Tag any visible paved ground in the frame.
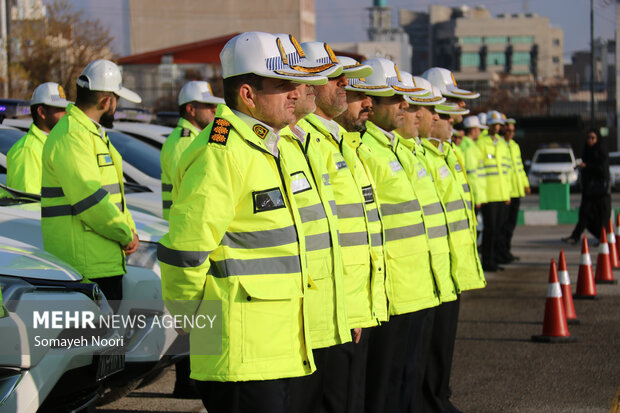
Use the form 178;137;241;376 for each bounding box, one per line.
99;224;620;413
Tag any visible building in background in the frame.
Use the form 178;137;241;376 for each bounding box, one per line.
125;0;315;55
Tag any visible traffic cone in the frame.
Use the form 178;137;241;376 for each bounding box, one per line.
558;249;579;324
574;235;598;299
532;259;577;343
607;220;619;268
595;228;617;284
615;212;620;258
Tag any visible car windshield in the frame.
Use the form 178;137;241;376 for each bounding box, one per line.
610;155;620;166
107;131;161;179
0;128;26;154
534;152;572;163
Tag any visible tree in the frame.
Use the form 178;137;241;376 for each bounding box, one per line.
8;0;115;100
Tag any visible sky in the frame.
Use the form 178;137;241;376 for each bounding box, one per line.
57;0;616;59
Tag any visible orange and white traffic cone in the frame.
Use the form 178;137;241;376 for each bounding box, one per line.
558;249;579;324
607;220;619;268
532;259;577;343
574;236;598;299
595;228;617;284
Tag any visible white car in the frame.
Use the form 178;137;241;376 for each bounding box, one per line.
0;236;123;412
0;193;185;405
609;151;620;190
527;147;580;190
112;121;173;149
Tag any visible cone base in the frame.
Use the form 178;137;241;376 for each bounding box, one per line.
573;294;598;300
595;279;617;284
566;318;580;325
531;334;578;343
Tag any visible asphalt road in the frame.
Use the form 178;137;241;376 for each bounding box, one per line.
98;224;620;413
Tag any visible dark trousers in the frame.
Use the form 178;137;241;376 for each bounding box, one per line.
322;329;370;413
497;197;520;261
480;202;503;268
95;275;123;312
196;376;300;413
421;297;461;413
365;311;427;413
571;193;612;240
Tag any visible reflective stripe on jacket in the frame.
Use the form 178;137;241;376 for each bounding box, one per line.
394;135;457;303
460;135;487;205
477;133;511;202
160;118;200;220
158;105;315;382
300;114;387;327
41;104;135;278
422;138;486;292
360;123;439;315
7;123;46;193
279;126;350;349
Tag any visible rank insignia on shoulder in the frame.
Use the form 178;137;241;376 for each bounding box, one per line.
209;118;231;145
181;128;191;137
253;124;269;139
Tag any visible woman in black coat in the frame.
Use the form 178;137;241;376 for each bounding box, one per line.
563;129;611;244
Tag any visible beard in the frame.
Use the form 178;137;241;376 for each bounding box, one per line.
100;110;115;129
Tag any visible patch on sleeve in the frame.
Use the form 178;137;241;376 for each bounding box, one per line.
209;118;231;145
290;171;311;194
389;159;403;173
439;165;450;179
361;185;374;204
97;153;114;167
253;124;269;139
417;167;427;179
253;187;286;213
333;153;348;170
181;128;191;137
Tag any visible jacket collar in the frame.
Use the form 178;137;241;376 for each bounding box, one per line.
303;113;343;143
176;117;200;136
216;105;280;157
364;120;394;149
66;103;107;142
27;123;48;144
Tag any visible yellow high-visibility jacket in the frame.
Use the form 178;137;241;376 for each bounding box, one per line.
158;105;315;382
160;118;200;220
41;104;135;278
7;123;46;193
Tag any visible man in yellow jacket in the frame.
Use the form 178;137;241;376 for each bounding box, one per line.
160;80;224;220
41;60;140;305
7;82;69;193
157;32;330;413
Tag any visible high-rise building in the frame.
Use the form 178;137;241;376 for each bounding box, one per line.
125;0;316;55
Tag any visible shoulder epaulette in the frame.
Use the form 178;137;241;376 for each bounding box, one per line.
181;128;191;137
208;118;231;145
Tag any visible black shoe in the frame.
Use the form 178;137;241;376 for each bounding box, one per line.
509;254;520;261
483;265;499;272
497;265;505;271
497;256;514;264
562;236;578;245
172;381;200;399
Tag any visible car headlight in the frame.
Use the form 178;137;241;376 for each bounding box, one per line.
126;241;158;269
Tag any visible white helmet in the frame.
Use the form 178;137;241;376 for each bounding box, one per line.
30;82;70;108
178;81;224;106
76;59;141;103
336;55;373;79
220;32;328;85
422;67;479;100
361;58;427;97
477;112;487;126
464;115;488;129
486;110;505;125
273;36;342;78
400;74;445;106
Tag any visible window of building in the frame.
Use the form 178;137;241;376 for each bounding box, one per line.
485;36;507;44
486;51;505;66
460;52;480;68
552;56;560;63
510;36;533;44
553;38;560;46
512;51;531;66
461;36;482;45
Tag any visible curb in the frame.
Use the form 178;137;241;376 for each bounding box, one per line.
517;208;620;226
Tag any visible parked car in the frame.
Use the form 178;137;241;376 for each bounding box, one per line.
0;236;123;412
527;146;580;191
114;107;154;124
112;121;173;149
0;191;184;405
609;151;620;190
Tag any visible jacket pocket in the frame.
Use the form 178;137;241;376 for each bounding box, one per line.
238;276;302;362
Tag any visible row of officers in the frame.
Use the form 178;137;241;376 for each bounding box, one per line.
3;31;530;413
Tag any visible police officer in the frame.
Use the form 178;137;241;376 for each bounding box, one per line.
351;59;440;413
41;60;141;305
297;41;388;413
477;110;512;271
498;117;530;262
157;32;328;413
461;115;488;210
160;80;224;220
7;82;70;193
